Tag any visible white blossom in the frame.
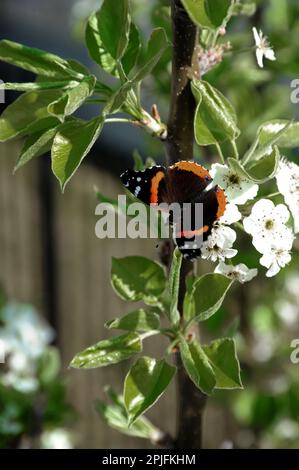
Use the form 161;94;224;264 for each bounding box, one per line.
0;304;54;394
220;440;234;449
276;299;299;326
243;199;294;277
210;163;259;205
259;243;292;277
219;203;242;225
2;372;39;394
252;27;276;68
252;331;276;362
243;199;293;252
275;158;299;233
285;273;299;299
1;304;54;359
8;350;35;374
201;225;238;262
200;203;240;262
41;429;73;449
273;419;299;440
215;261;258;283
1;347;39;393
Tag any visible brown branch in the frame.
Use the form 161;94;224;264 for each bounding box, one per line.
163;0;207;450
165;0;197;164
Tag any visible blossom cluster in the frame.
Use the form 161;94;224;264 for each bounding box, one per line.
0;304;54;393
0;303;73;449
194;28;298;282
201;157;298;281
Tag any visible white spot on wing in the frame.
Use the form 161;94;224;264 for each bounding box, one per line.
135;186;141;197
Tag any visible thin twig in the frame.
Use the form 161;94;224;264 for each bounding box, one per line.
215;143;225;163
231;139;239;160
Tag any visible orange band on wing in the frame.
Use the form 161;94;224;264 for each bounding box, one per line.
150;171;165;204
215;188;227;219
177;225;209;239
170;161;211;179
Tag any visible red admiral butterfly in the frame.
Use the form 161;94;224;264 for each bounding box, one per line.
120;161;226;259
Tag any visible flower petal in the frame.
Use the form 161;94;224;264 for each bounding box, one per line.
264;48;276;61
252;27;261;46
273;204;290;224
256;48;264;68
220;204;242;225
266;262;281;278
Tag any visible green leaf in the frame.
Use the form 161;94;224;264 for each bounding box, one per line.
228;146;280;184
124;357;176;425
66;59;90;77
86;11;140;78
14;126;57;171
47;94;69;121
38;347;61;385
96;390;161;440
70;333;142;369
133;149;144;170
0;80;79;92
0;90;61;142
97;0;130;60
191;274;233;322
204;0;232;27
180;338;216;394
105;385;125;407
182;0;232;29
47;76;96;119
62;76;96;114
258;120;299;149
202;338;243;389
0;40;79;78
192;80;239;145
183;276;196;321
246;147;280;182
122;23;141;76
103;28;168;115
103;81;133;115
134;28;169;82
244;121;292;163
232;2;256;16
85;11;118;76
182;0;214;29
105;309;160;332
111;256;166;306
51;116;104;190
168;248;182;326
96;401;157;439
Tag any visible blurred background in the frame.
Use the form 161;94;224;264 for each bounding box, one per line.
0;0;299;449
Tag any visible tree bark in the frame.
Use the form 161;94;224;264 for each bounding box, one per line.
165;0;197;164
165;0;207;449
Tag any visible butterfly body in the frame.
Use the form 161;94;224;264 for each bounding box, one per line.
120;161;226;259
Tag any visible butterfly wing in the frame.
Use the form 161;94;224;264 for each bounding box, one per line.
120;166;167;205
167;161;212;204
175;185;227;260
121;161;227;261
165;161;215;259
